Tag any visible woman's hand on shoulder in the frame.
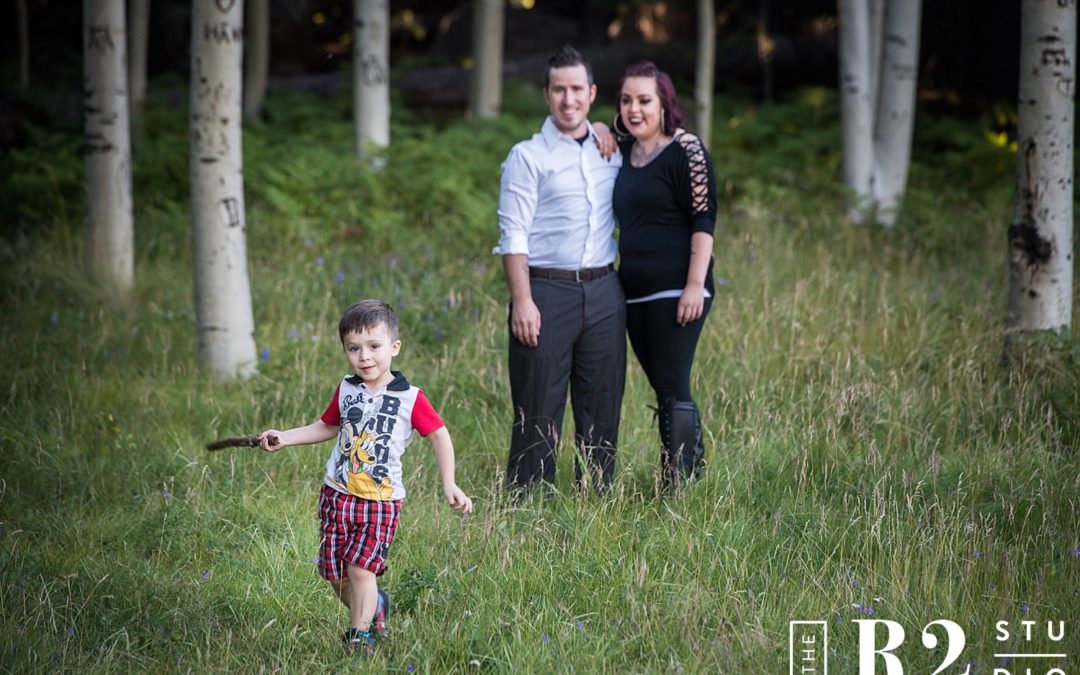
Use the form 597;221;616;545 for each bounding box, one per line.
592;121;617;161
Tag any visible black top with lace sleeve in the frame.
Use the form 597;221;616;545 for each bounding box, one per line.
613;131;718;300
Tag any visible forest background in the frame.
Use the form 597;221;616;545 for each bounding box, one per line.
2;1;1079;672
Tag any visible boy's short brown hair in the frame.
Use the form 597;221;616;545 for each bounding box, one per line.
339;299;399;343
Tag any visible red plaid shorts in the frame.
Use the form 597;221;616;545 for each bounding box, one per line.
317;484;402;581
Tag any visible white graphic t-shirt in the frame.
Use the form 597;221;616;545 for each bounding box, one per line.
320;371;443;501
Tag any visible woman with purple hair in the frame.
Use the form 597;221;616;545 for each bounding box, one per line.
612;61;718;490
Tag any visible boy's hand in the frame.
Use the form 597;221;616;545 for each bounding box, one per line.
443;484;473;514
259;430;284;452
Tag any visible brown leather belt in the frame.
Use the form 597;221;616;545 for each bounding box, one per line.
528;264;614;283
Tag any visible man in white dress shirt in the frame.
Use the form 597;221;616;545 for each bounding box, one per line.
494;45;626;493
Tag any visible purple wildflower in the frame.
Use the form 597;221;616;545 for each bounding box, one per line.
1021;603;1029;614
407;666;415;673
434;327;444;340
288;329;299;341
66;627;75;637
304;239;313;248
835;615;843;623
201;571;210;581
974;551;983;559
336;270;346;284
260;346;271;362
314;256;324;267
1072;547;1080;557
542;634;550;644
716;277;730;286
49;312;59;328
577;621;584;631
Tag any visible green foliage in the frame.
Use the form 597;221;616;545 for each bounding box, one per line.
2;85;1079;672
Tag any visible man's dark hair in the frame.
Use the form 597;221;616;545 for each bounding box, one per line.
339;299;400;343
545;44;593;87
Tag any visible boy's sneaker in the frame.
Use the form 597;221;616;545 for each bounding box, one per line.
342;627;375;656
372;589;391;639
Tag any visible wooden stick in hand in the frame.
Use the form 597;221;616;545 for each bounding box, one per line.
205;435;277;451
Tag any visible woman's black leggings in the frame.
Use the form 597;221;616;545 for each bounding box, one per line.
625;296;712;403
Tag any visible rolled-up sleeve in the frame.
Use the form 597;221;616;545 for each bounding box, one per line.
494;145;538;256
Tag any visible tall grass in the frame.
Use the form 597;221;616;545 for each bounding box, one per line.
1;80;1078;673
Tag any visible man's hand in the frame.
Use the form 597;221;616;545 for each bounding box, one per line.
510;298;542;347
592;121;617;160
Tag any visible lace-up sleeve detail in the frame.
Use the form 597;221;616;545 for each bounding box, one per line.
675;132;717;234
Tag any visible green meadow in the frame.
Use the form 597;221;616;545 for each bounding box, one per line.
2;80;1079;672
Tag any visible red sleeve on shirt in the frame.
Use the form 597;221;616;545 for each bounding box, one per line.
320;384;342;426
411;389;445;436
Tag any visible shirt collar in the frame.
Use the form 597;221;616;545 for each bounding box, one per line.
345;370;410;391
541;116;595;149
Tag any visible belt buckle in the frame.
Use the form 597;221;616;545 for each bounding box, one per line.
575;269;583;283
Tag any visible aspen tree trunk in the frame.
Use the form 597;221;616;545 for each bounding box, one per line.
694;0;715;147
84;0;134;291
243;0;269;120
838;0;874;223
871;0;921;226
17;0;29;88
353;0;390;165
867;0;885;110
1006;0;1076;348
128;0;149;120
190;0;257;379
469;0;504;119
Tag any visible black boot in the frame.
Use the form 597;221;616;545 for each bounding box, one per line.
657;398;677;488
659;399;705;489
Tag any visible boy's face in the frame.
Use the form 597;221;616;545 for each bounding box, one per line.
342;323;400;390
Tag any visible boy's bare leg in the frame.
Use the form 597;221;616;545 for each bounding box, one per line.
346;564;378;630
329;578;351;608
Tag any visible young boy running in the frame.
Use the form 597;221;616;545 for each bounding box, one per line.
259;299;473;654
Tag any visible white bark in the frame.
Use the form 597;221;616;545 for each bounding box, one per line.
867;0;885;109
1006;0;1075;342
84;0;134;290
353;0;390;165
469;0;504;119
243;0;269;120
838;0;874;222
190;0;257;379
694;0;715;147
871;0;921;226
128;0;149;119
17;0;29;88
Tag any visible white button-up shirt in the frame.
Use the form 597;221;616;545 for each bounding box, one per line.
494;117;622;270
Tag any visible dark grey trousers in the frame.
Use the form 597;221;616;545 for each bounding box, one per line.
506;273;627;491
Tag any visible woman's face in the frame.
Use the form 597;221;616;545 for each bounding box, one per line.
619;76;664;141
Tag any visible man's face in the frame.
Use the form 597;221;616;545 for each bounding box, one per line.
544;64;596;137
